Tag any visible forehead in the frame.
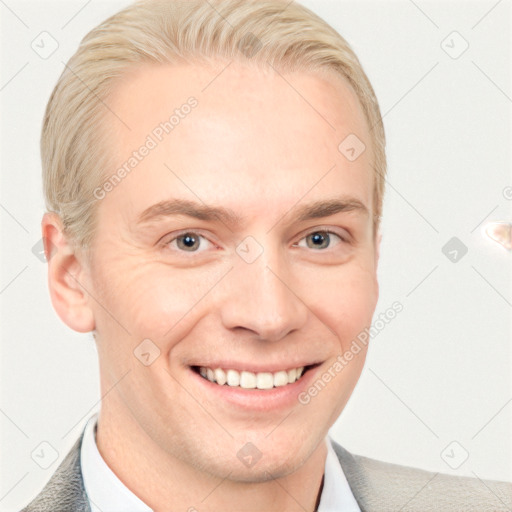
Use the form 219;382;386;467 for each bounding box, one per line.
101;61;374;220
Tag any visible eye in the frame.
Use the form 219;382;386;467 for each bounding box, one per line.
296;230;345;250
165;231;213;253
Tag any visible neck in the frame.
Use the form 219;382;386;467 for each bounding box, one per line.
95;400;327;512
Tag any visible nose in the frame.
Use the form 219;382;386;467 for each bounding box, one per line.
219;252;308;342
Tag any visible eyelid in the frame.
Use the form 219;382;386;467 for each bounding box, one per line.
297;226;351;244
160;229;217;252
159;225;351;253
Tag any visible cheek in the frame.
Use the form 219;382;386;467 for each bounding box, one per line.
89;256;229;340
303;262;378;351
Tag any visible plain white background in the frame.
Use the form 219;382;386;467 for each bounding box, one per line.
1;0;511;510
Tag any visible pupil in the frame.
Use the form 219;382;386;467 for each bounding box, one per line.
309;232;329;249
180;234;198;250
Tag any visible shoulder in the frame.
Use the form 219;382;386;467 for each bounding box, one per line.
20;433;91;512
331;440;512;512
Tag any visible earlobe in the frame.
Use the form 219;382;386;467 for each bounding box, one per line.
42;213;95;333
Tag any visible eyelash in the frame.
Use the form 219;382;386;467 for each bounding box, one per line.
161;228;350;254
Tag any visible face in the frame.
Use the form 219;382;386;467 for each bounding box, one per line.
80;61;379;481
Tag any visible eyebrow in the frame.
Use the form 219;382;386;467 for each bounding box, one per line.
295;197;369;221
137;199;243;225
136;197;369;227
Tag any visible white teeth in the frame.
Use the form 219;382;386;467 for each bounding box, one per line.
240;371;257;389
214;368;226;386
198;365;308;389
226;369;240;386
287;368;297;383
256;372;274;390
273;370;288;387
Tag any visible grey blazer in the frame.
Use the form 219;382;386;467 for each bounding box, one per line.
21;432;511;512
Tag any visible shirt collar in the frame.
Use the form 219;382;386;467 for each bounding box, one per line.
81;413;152;512
81;413;360;512
317;436;361;511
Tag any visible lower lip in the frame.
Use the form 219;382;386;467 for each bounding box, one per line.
187;365;321;412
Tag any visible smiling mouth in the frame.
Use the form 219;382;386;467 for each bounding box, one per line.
192;365;318;390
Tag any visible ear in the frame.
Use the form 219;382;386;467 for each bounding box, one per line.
42;212;95;333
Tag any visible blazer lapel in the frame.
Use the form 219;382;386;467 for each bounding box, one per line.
330;441;369;511
21;431;91;512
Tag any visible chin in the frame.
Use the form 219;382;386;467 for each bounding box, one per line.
201;429;322;483
206;450;308;484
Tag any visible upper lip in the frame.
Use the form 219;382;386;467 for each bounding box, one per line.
189;361;322;373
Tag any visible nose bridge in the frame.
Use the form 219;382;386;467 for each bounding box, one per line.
220;242;307;341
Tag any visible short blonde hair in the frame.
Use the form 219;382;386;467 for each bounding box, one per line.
42;0;386;248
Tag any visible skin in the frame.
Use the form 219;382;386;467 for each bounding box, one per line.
43;60;381;511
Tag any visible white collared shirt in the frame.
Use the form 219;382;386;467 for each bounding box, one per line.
81;413;360;511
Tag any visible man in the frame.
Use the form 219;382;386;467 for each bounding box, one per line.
21;0;511;510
